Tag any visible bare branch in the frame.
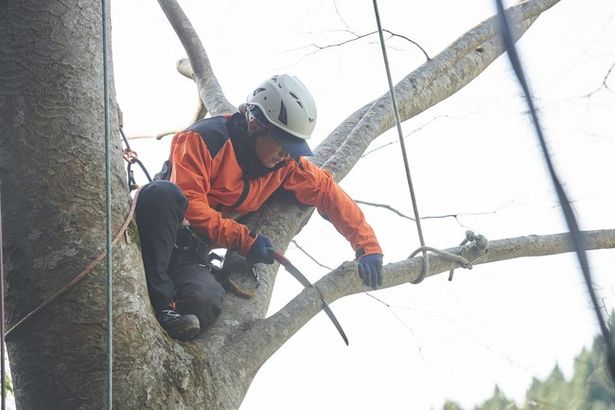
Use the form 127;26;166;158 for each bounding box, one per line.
235;229;615;374
295;28;430;61
361;113;477;158
602;62;615;92
290;240;334;270
125;130;179;141
157;0;236;115
332;0;352;30
581;61;615;98
354;199;512;222
355;199;415;220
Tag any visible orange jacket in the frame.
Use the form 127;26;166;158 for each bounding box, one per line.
169;114;382;258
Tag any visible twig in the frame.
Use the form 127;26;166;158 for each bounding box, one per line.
290;240;334;270
332;0;352;30
354;199;511;222
361;114;456;158
582;61;615;97
125;130;179;141
288;28;430;61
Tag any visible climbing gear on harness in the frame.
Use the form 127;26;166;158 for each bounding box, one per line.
119;126;152;191
175;226;256;298
270;249;349;345
175;225;212;265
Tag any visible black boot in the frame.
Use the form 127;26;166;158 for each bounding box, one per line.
157;309;200;341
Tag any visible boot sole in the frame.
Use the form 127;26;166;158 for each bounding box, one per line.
164;315;201;341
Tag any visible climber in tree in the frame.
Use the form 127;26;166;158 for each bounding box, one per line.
135;74;383;341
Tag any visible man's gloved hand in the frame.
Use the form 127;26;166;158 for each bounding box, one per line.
247;234;275;264
358;254;383;289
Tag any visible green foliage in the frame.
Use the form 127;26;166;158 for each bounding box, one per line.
476;385;518;410
3;373;12;394
444;316;615;410
442;400;463;410
127;219;141;248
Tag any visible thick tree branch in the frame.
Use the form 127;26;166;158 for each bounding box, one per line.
176;59;209;121
157;0;235;115
236;229;615;375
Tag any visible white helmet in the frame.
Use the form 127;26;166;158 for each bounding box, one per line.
246;74;317;158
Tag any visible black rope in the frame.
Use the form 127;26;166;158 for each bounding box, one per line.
495;0;615;381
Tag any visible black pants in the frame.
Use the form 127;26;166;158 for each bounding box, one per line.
135;180;224;328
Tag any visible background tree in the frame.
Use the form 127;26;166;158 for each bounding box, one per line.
0;0;613;408
448;317;615;409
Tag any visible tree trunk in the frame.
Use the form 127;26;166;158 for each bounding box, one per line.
0;1;195;408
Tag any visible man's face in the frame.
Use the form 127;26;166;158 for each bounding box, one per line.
254;132;290;168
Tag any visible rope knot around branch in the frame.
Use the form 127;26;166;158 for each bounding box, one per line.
407;231;489;284
448;230;489;281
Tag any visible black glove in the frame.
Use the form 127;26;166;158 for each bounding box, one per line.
358;254;383;289
247;234;275;264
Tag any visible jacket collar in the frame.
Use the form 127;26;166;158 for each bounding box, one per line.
228;112;287;179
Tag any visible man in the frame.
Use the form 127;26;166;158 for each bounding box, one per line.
136;74;383;341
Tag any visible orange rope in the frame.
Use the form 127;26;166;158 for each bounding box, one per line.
5;188;141;338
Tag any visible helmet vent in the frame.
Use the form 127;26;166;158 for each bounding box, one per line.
271;76;282;88
289;91;304;108
253;87;266;96
278;101;288;125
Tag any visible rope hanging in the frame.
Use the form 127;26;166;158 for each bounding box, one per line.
0;188;6;410
101;0;113;405
495;0;615;380
371;0;430;283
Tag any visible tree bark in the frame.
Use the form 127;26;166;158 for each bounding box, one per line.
0;1;204;408
4;1;604;409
